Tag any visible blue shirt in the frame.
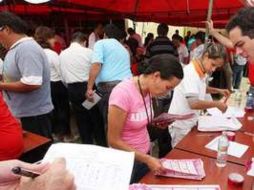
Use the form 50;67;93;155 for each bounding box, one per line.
92;38;132;83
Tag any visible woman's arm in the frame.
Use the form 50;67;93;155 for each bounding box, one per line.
108;105;165;173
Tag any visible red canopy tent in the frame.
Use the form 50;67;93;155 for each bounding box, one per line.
0;0;245;27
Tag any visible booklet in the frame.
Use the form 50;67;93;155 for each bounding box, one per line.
151;113;195;126
82;92;101;110
155;158;205;180
43;143;134;190
129;184;221;190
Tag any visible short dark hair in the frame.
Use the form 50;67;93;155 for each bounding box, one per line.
202;43;227;62
34;26;55;49
195;31;205;43
157;23;169;36
127;27;135;35
104;24;121;40
143;54;183;80
226;7;254;39
0;11;28;34
71;32;87;43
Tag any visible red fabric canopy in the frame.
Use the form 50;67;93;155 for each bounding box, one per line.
0;0;245;27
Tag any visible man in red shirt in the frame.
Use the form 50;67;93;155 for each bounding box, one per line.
0;92;23;160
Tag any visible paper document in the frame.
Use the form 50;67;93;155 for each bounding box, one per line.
82;92;101;110
205;137;249;158
155;158;205;180
43;143;134;190
152;113;195;126
197;116;242;132
129;184;221;190
207;106;245;118
247;158;254;176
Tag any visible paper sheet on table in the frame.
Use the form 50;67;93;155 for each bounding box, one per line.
82;92;101;110
197;116;242;132
129;184;221;190
207;106;245;118
205;137;249;158
43;143;134;190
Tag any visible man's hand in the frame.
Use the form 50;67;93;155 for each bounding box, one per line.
216;102;228;113
85;89;94;102
19;158;75;190
0;159;49;190
218;89;231;102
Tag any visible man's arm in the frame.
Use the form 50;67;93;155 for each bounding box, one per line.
207;20;234;49
188;98;227;113
86;63;101;100
0;81;40;92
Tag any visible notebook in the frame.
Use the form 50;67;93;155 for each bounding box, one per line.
155;158;205;180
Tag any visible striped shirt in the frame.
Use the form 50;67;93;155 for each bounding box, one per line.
146;36;178;58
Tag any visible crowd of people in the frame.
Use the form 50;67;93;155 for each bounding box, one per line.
1;6;254;189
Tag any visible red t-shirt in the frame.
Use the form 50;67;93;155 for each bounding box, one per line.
249;63;254;86
0;93;24;161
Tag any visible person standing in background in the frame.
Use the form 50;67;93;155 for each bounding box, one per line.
0;11;53;138
88;23;104;49
34;26;71;142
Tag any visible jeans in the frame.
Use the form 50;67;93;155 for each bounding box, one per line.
50;81;71;136
232;64;245;89
67;82;106;146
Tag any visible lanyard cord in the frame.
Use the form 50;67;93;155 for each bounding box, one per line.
137;76;152;124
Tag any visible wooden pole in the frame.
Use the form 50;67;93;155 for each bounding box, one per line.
205;0;214;43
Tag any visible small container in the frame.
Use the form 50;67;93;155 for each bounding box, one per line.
225;131;236;141
228;173;244;187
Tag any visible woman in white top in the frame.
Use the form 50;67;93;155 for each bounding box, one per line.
34;26;71;141
168;43;231;147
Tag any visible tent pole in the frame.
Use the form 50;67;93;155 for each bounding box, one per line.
205;0;214;43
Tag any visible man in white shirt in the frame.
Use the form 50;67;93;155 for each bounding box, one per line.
60;32;106;146
88;23;104;49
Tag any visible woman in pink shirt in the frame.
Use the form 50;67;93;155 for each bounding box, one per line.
108;54;183;183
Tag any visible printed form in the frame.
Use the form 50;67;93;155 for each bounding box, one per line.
43;143;134;190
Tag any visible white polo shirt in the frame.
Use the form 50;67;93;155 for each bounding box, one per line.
44;48;61;82
168;61;207;129
59;42;93;84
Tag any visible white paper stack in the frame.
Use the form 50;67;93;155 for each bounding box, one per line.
129;184;221;190
207;106;245;118
205;137;249;158
43;143;134;190
197;116;242;132
155;159;205;180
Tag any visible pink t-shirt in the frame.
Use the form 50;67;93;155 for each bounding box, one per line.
109;79;151;154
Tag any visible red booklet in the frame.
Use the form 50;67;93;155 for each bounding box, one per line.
151;113;195;126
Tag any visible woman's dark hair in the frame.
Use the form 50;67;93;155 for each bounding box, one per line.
202;43;227;62
144;33;154;47
34;26;55;49
143;54;183;80
0;11;28;34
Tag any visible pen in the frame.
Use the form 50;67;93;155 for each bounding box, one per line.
12;166;40;178
244;132;254;137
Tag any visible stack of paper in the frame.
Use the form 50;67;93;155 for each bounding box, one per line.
151;113;195;126
197;116;242;132
205;137;249;158
129;184;221;190
155;159;205;180
207;106;245;118
43;143;134;190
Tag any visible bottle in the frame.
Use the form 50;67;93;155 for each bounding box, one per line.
234;90;242;108
245;92;254;112
216;131;229;167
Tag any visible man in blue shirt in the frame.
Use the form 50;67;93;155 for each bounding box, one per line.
86;24;132;130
